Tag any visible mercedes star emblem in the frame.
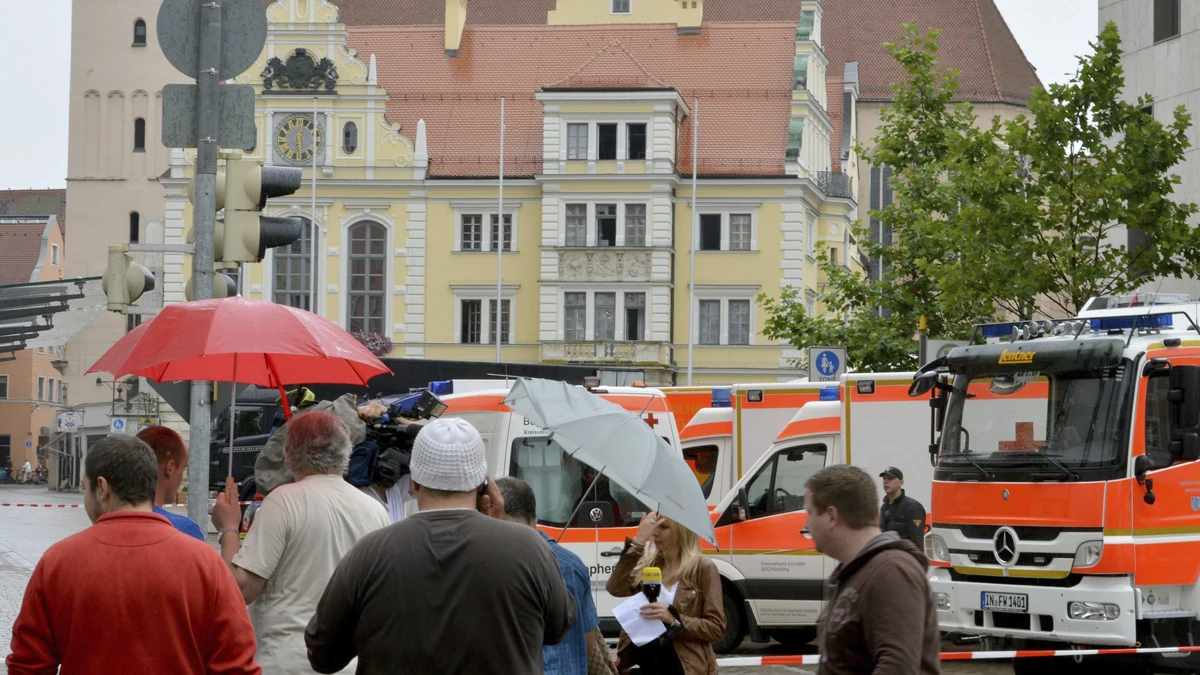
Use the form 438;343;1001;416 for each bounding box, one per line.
1002;489;1010;500
993;526;1019;566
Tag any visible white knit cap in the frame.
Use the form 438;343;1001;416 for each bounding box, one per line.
410;417;488;492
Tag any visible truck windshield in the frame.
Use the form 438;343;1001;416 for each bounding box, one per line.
510;437;651;527
940;361;1130;472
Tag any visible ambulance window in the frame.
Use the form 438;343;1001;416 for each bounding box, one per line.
510;436;651;527
1145;372;1172;466
684;445;720;498
744;444;827;519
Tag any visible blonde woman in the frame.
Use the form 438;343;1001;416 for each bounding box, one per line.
606;512;726;675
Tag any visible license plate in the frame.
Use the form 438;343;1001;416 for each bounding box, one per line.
981;591;1028;613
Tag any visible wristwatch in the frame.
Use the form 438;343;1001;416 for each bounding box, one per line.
218;526;239;541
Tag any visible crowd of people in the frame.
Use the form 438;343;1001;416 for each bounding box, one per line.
4;403;941;674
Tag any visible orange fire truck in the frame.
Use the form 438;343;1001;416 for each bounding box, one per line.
917;302;1200;675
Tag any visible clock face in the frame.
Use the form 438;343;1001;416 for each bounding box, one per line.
276;115;322;163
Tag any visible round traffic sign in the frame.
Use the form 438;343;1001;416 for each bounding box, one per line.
25;441;32;448
815;350;841;377
158;0;268;80
111;418;126;432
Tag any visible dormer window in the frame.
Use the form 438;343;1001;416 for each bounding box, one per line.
612;0;631;14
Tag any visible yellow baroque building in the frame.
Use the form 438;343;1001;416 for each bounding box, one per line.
162;0;862;385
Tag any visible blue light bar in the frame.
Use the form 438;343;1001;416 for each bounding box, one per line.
980;322;1023;339
429;380;454;396
819;387;841;402
711;388;732;408
1090;314;1173;331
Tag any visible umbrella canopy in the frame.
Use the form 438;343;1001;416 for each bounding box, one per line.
87;296;391;388
503;377;716;546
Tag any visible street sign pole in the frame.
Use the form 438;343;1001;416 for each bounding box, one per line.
185;1;223;530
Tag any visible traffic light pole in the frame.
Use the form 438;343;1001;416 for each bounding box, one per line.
186;0;223;530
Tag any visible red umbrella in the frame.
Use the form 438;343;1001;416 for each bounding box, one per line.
88;296;391;394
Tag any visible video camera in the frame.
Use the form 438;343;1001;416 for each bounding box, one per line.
348;389;447;488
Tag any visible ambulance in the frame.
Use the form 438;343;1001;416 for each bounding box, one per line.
919;302;1200;675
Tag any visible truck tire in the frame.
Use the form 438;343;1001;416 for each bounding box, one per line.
713;589;746;654
772;627;817;650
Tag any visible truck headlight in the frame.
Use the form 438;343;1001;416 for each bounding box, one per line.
1068;601;1120;621
935;592;951;610
925;534;950;563
1073;540;1103;568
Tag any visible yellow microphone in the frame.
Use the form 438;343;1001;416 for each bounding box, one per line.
643;566;662;603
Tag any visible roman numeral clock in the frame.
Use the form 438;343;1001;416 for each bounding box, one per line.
274;115;323;164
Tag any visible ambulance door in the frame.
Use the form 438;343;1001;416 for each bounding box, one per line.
728;441;828;629
684;438;733;506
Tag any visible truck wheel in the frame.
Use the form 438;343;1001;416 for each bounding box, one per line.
772;627;817;650
713;590;746;654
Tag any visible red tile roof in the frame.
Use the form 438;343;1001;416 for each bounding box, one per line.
821;0;1041;105
0;223;48;286
347;23;799;177
0;189;65;237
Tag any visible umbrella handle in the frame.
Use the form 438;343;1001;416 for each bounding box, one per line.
276;384;292;421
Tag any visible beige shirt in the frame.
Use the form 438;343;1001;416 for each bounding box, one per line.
233;473;389;674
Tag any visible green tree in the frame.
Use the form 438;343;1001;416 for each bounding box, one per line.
761;22;1197;373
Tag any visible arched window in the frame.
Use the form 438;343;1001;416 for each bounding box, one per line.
342;122;358;154
273;217;313;310
347;221;386;334
129;212;140;243
133;118;146;152
133;19;147;46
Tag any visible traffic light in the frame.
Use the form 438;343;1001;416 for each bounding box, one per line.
220;154;304;263
102;245;155;313
184;224;238;301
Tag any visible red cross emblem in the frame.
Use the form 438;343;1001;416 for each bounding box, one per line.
644;413;659;428
998;422;1044;451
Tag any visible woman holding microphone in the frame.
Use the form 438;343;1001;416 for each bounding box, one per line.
607;512;726;674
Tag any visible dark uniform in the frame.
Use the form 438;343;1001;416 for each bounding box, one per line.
879;466;927;551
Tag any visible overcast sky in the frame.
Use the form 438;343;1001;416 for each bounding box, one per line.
0;0;1099;191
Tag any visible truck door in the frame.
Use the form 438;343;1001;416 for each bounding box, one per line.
1132;355;1200;594
729;442;828;629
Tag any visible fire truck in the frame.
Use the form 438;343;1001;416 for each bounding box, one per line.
917;301;1200;674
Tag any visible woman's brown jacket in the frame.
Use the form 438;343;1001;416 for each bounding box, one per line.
605;537;726;675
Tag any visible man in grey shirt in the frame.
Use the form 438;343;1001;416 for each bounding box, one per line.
305;417;576;674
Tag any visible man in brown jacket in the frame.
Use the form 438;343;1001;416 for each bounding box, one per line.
805;465;939;675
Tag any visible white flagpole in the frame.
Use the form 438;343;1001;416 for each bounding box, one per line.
496;97;505;362
311;97;319;314
687;96;699;385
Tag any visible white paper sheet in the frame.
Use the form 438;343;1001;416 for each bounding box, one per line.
613;584;681;647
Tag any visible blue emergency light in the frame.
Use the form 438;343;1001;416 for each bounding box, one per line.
711;388;732;408
819;387;841;402
1089;314;1173;331
429;380;454;396
980;322;1023;340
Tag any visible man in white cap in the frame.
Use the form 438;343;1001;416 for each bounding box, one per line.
305;417;577;674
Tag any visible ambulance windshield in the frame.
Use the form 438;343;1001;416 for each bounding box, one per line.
939;360;1131;474
510;436;651;527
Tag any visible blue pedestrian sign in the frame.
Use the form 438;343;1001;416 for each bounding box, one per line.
808;346;847;382
110;418;127;433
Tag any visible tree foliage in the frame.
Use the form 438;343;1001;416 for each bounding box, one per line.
761;22;1197;372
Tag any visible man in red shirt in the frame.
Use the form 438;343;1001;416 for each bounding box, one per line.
5;434;261;675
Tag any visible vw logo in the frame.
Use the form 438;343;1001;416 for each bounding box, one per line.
993;526;1019;566
589;507;604;523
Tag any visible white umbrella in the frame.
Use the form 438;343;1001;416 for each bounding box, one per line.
503;377;717;546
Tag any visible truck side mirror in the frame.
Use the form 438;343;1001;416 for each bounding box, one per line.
1169;366;1200;430
735;486;750;523
909;371;938;397
1172;433;1200;462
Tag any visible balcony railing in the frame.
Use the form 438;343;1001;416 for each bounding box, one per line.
541;340;672;366
816;171;853;199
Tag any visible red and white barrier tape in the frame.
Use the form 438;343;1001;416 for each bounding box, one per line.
717;644;1200;667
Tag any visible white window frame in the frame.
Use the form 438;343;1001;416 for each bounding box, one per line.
612;0;632;14
566;123;589;160
693;210;759;252
807;210;818;259
559;117;652;163
453;208;519;253
0;374;8;399
453;286;518;345
47;378;55;404
693;287;758;346
559;287;652;341
37;376;45;402
340;217;393;336
262;212;325;316
805;289;817;317
559;200;651;248
51;244;59;266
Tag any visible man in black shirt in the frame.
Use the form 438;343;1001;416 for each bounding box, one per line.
879;467;927;551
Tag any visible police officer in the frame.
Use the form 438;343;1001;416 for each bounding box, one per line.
879;467;927;551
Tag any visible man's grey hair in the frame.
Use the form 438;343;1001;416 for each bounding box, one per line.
284;410;351;476
496;476;537;526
